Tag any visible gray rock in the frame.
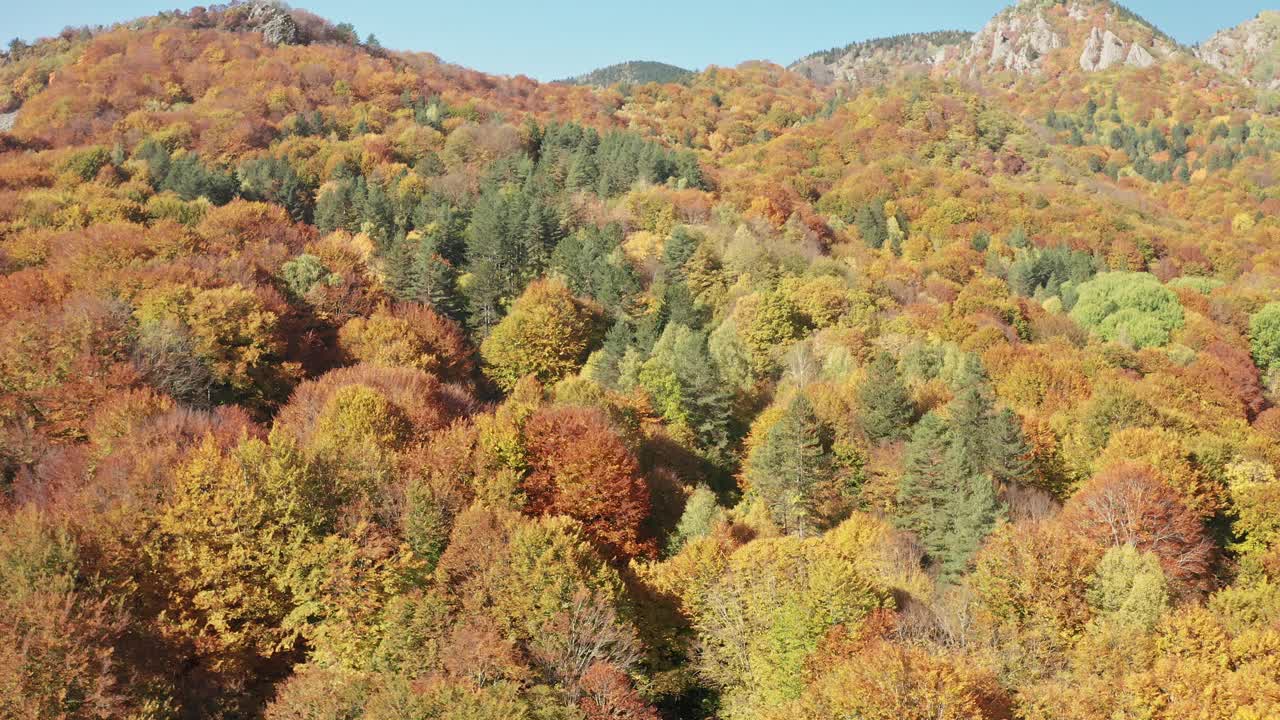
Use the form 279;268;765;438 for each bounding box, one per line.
248;2;301;46
966;9;1062;77
1080;28;1133;72
1126;43;1155;69
789;32;971;89
1098;30;1127;70
1080;27;1103;71
0;110;17;133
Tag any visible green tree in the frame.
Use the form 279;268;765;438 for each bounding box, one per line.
986;407;1033;488
279;253;337;300
239;155;313;223
480;279;603;392
667;485;724;555
407;233;464;321
1070;272;1184;349
745;394;832;536
896;360;1012;583
162;152;238;205
857;352;913;443
464;185;562;333
1249;302;1280;374
694;523;889;717
551;223;640;313
1086;545;1170;632
895;413;950;544
637;324;733;457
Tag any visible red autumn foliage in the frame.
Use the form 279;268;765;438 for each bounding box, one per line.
1062;462;1217;595
578;662;660;720
522;405;655;561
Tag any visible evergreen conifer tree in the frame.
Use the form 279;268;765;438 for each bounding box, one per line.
986;407;1033;488
747;394;832;536
895;356;1017;583
408;235;463;322
858;352;914;443
895;412;949;543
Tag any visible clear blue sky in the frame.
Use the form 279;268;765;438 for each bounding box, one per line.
7;1;1275;81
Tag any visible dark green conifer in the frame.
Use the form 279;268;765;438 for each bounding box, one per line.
858;352;914;443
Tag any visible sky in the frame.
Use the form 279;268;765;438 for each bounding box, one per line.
6;1;1276;81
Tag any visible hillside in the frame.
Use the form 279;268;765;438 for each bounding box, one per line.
1198;11;1280;92
3;2;1280;719
560;60;694;87
789;30;972;87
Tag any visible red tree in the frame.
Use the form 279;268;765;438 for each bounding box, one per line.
578;662;660;720
522;406;654;561
1063;462;1216;595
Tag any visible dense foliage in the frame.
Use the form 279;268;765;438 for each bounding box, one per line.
2;1;1280;719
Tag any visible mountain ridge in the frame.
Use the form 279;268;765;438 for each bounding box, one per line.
559;60;694;87
788;31;972;87
1196;10;1280;92
3;2;1280;719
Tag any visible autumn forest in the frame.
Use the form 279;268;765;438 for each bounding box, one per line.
3;0;1280;718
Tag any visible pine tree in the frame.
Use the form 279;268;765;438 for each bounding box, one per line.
662;280;706;330
587;321;634;388
662;227;701;281
933;469;1003;584
895;357;1013;583
670;329;732;458
986;407;1033;488
854;201;887;249
944;385;992;477
747;394;832;536
858;352;914;443
408;235;463;322
382;232;414;301
895;412;949;543
463;189;518;333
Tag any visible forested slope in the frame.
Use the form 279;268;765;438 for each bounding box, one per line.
2;2;1280;719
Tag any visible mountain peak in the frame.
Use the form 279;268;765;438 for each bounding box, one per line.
955;0;1185;80
559;61;693;87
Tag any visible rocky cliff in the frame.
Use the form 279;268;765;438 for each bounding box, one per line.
1197;11;1280;90
957;0;1182;80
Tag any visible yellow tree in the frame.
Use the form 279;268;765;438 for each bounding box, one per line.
481;279;603;392
148;433;330;676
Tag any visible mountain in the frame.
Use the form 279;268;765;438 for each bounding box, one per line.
788;1;1201;90
5;2;1280;719
1197;11;1280;91
955;0;1185;80
560;60;694;87
788;31;971;87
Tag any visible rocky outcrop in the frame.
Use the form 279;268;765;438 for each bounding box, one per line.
0;111;17;133
964;9;1063;77
1126;43;1155;68
789;31;971;88
1079;27;1157;72
953;0;1183;80
247;2;301;46
1196;11;1280;90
